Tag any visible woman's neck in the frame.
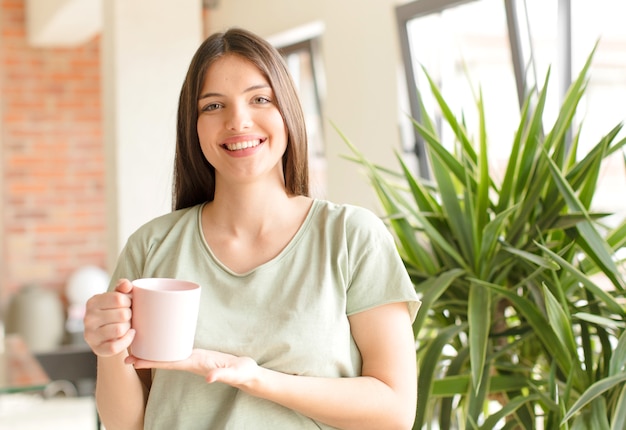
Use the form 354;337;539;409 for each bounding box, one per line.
207;183;299;235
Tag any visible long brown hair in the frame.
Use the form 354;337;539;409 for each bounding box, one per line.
173;27;309;210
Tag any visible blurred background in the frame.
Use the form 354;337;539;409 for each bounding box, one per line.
0;0;625;428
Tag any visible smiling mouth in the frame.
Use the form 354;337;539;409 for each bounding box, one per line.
223;139;263;151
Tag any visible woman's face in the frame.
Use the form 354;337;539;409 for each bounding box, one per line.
196;54;288;189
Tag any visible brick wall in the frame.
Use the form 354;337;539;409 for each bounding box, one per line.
1;0;107;304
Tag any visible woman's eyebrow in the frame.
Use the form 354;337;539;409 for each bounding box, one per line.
198;84;271;101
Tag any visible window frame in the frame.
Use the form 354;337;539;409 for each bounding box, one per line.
395;0;573;177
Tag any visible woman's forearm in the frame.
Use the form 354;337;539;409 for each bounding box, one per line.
242;369;415;430
95;353;148;430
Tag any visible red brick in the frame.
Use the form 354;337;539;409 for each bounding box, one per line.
1;0;106;300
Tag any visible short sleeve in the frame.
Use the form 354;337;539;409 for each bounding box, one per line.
344;209;421;321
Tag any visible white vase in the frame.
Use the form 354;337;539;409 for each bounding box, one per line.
5;284;65;352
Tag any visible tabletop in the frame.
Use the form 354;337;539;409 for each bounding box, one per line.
0;334;50;394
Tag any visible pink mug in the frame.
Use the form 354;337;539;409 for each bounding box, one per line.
130;278;201;361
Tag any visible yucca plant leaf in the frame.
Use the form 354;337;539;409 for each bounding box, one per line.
416;141;473;268
468;281;491;392
415;323;466;429
474;87;490;240
579;217;626;276
609;331;626;377
590;398;611;430
413;268;464;336
500;242;560;270
428;144;475;263
544;150;626;291
439;347;470;429
534;242;624;315
606;218;626;252
583;287;617;380
538;141;597;230
495;84;532;213
606;133;626;156
471;279;573;374
478;205;518;278
574;132;606;209
551;212;612;230
395;151;440;214
373;184;433;271
564;121;583;171
574;313;626;331
543;284;579;361
410;118;469;186
567;124;623;204
610;385;626;430
562;373;626;425
512;68;550;200
499;74;545;208
420;65;478;166
479;394;541;430
466;359;491;428
528;374;560;414
543;41;596;159
579;321;595;396
412;113;475;215
414;83;439;138
430;373;534;397
541;126;624;233
397;194;471;272
570;396;613;430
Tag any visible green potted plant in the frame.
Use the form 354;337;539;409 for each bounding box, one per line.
340;46;626;429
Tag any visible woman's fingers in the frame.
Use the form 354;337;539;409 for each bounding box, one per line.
114;278;134;295
83;287;134;357
128;349;259;389
91;327;136;357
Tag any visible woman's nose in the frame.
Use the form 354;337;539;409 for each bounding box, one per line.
226;104;253;131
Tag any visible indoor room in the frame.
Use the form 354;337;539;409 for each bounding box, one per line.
1;0;625;428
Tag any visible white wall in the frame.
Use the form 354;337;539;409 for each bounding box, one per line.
101;0;203;267
207;0;407;210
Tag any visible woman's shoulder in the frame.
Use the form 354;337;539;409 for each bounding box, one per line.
314;199;386;227
312;199;389;241
128;204;202;243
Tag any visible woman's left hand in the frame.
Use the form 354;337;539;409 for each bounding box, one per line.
126;349;260;389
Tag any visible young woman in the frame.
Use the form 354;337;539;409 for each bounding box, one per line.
83;27;420;430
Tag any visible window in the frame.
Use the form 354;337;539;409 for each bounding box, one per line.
396;0;626;221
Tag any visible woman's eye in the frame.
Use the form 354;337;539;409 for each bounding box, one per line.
253;96;271;104
202;103;222;112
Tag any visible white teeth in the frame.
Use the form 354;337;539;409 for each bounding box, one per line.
225;140;261;151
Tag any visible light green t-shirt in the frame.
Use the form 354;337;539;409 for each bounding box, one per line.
110;199;420;429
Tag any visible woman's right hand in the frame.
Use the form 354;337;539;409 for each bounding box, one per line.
83;278;135;357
